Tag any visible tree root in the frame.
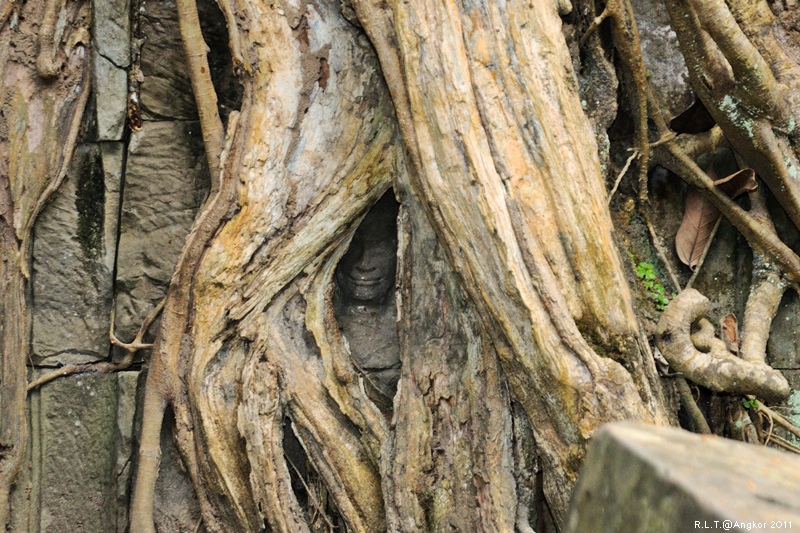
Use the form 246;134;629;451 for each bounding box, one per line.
755;399;800;442
657;289;789;403
739;189;789;365
35;0;62;78
674;377;711;434
583;0;650;202
26;299;164;392
749;402;800;454
129;111;242;533
176;0;224;186
21;64;91;279
664;0;800;234
0;30;90;527
0;0;17;33
607;149;638;204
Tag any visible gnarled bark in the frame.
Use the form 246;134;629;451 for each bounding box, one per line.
351;0;671;520
128;0;673;529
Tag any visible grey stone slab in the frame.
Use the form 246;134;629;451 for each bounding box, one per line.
102;141;124;272
95;53;128;141
139;0;197;120
115;371;140;532
32;144;115;363
33;373;119;533
114;121;209;342
630;0;693;120
566;421;800;533
768;291;800;370
93;0;131;68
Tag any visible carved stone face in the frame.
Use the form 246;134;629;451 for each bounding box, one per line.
336;195;398;303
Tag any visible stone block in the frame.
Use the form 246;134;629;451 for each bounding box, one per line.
32;144;116;363
566;421;800;533
115;371;140;532
93;0;131;68
768;291;800;370
94;53;128;141
101;142;124;272
114;121;209;342
629;0;693;119
30;373;120;533
139;0;197;120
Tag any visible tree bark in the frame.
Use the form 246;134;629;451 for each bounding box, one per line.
132;0;671;529
352;0;672;520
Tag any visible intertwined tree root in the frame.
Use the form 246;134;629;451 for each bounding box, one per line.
656;288;789;403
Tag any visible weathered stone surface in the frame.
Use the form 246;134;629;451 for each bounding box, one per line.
691;219;749;320
95;53;128;141
768;291;800;370
94;0;131;68
101;142;124;272
785;371;800;446
566;422;800;533
114;121;210;342
115;371;140;532
630;0;694;119
31;374;119;533
32;144;116;363
139;0;197;120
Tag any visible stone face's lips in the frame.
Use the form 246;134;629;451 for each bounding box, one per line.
348;276;386;285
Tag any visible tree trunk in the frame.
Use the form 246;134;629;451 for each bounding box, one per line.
126;0;670;530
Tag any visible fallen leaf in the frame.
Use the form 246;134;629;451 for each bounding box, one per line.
675;187;720;268
675;169;757;269
720;313;739;354
713;168;758;199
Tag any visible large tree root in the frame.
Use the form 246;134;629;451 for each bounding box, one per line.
656;289;789;403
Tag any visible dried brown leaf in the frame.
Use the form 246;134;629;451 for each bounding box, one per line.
714;168;757;199
676;187;719;269
675;169;757;269
720;313;739;354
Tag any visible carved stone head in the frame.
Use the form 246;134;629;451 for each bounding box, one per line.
336;193;399;304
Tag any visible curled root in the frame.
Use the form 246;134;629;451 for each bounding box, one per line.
656;289;789;403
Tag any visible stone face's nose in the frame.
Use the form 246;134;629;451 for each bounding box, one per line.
350;239;394;280
354;262;378;275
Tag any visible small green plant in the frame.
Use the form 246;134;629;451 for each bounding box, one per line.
742;397;759;410
635;262;674;311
